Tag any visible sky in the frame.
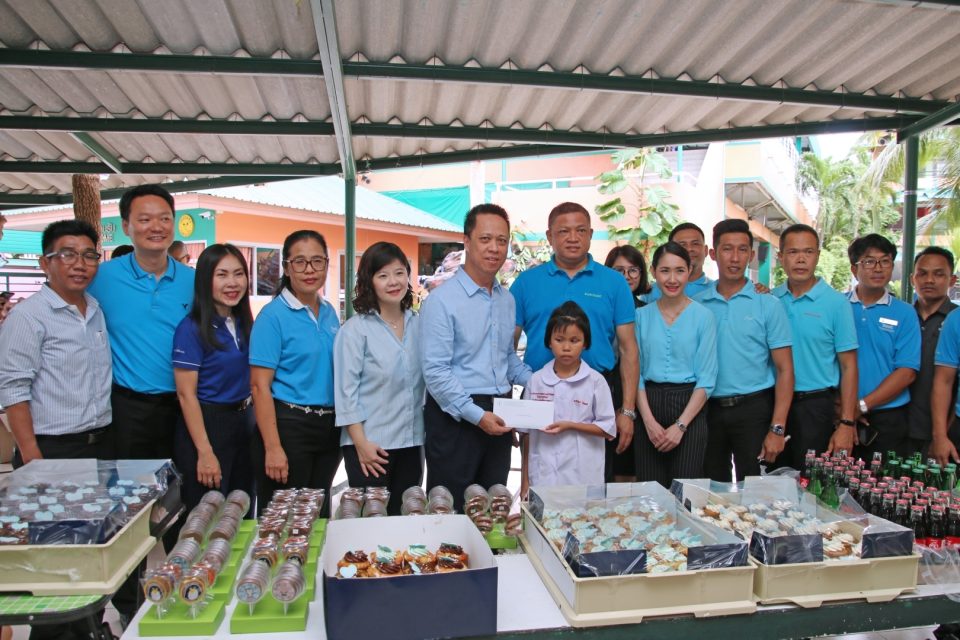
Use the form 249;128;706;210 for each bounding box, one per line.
812;132;862;160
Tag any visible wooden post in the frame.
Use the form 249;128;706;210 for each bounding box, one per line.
71;174;102;248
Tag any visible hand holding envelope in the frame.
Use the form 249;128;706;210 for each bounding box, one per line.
493;398;555;431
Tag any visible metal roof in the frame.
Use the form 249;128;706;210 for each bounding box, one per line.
0;0;958;203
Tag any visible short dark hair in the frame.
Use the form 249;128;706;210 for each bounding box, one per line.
779;224;819;250
190;244;253;350
118;184;175;221
41;219;98;254
544;300;592;350
712;219;753;249
668;222;705;243
464;204;510;236
111;244;134;259
353;241;413;315
604;245;650;295
275;230;328;297
168;240;185;255
915;246;955;273
547;202;590;229
848;233;897;265
652;241;691;270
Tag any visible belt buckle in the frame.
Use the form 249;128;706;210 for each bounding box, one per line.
716;395;739;408
240;397;252;411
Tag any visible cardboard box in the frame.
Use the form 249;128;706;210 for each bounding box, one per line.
520;507;756;626
322;514;497;640
0;498;156;595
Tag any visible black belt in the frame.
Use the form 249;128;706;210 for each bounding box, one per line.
201;397;252;413
710;387;773;408
793;387;836;402
112;384;178;403
470;392;513;402
645;381;695;390
277;400;334;417
35;426;110;445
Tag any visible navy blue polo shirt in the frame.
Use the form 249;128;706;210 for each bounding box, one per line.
249;289;339;406
172;316;250;404
88;254;195;394
511;256;635;372
846;289;921;410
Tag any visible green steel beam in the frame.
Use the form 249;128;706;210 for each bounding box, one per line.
0;193;70;205
69;132;123;174
343;61;947;115
0;161;111;174
0;48;324;76
901;135;919;301
0;48;945;115
0;161;342;175
0;114;937;148
0;115;335;136
897;100;960;141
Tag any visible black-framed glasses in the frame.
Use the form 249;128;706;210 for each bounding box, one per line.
613;266;641;278
44;249;101;266
857;257;894;270
284;256;329;272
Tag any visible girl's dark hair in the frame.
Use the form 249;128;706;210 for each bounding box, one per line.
652;241;691;270
274;230;328;297
544;300;592;350
353;241;413;315
604;245;651;295
190;244;254;351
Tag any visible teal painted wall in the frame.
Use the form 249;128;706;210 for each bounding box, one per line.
100;207;216;247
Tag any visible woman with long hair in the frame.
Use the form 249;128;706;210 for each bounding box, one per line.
172;243;255;514
634;241;717;487
334;242;424;515
249;230;341;517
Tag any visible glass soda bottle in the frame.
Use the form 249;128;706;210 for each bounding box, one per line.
911;505;928;546
821;469;840;509
894;499;910;528
929;505;946;550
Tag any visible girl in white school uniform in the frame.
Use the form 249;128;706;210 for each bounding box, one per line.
521;301;617;494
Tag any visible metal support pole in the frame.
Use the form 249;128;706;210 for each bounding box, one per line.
900;135;919;301
344;174;356;319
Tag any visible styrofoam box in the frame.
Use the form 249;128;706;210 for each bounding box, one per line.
0;499;156;595
322;514;497;640
520;507;756;627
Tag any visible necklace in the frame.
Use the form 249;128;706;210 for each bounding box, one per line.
657;298;689;325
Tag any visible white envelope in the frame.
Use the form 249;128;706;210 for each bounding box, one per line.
493;398;555;431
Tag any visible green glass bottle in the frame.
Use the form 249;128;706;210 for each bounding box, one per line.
929;465;944;492
945;464;957;492
821;467;840;509
809;460;823;497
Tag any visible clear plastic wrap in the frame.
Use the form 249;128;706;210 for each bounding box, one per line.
0;458;177;545
528;482;748;577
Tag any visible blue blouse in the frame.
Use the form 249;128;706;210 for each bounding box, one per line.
634;300;717;396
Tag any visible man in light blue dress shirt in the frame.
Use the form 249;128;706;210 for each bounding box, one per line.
420;204;532;511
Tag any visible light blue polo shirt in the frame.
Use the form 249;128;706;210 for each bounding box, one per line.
772;278;858;392
846;289;920;410
642;273;713;303
695;280;792;397
249;289;340;406
511;256;635;372
634;300;718;396
935;309;960;418
88;254;195;394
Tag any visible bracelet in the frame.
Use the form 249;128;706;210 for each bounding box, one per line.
675;421;687;433
837;419;856;427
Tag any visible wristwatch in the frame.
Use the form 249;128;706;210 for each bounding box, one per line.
675;420;688;433
769;424;785;437
858;399;869;415
619;408;637;419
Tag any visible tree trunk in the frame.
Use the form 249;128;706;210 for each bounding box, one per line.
71;174;102;248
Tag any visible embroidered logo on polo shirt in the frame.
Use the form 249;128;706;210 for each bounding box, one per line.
583;292;602;299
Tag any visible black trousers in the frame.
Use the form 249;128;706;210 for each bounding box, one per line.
110;384;179;460
424;393;512;513
342;445;424;515
252;400;342;518
173;403;256;517
634;383;707;489
602;366;636;481
705;388;774;483
855;406;910;462
783;391;835;470
14;429;111;640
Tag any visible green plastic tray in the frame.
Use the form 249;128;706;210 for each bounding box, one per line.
485;524;518;550
229;593;309;634
138;599;227;637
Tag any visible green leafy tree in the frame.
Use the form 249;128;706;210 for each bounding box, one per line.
595;148;681;252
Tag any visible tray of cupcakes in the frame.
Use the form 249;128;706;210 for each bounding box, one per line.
0;459;178;595
322;514;497;640
672;476;919;607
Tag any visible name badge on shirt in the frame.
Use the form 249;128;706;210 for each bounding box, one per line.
878;317;898;333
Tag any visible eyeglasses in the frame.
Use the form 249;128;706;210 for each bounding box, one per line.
284;256;329;272
613;266;641;278
857;257;894;270
44;249;101;266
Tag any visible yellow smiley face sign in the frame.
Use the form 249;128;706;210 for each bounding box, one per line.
178;214;195;238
